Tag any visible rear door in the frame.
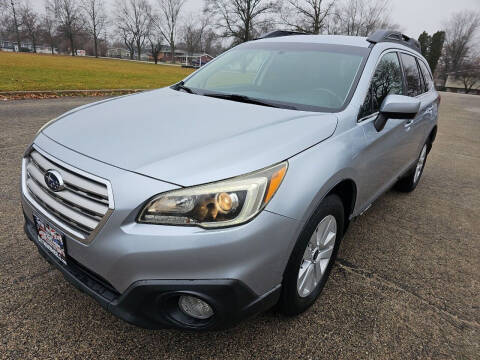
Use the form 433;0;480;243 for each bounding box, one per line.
417;58;439;138
398;52;432;165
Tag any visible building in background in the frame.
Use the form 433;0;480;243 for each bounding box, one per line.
106;45;214;67
440;75;480;95
157;46;214;66
106;48;131;59
0;40;58;54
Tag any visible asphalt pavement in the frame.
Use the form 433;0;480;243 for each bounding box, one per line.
0;92;479;359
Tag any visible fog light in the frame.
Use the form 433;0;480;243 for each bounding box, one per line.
178;295;214;320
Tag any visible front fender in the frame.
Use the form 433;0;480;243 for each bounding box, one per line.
266;134;361;224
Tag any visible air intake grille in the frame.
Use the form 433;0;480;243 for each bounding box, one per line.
23;149;113;243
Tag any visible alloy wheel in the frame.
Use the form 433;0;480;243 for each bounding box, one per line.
414;145;427;184
297;215;337;298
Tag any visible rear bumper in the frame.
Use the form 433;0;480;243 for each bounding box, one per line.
24;217;281;330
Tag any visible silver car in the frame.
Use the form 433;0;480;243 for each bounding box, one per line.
21;30;439;330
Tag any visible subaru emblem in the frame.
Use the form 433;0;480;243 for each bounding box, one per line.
44;169;64;192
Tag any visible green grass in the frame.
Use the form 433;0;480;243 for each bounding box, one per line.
0;52;194;91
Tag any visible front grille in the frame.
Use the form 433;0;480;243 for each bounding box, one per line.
23;148;113;243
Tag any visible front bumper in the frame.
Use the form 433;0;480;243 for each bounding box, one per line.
21;137;300;329
25;217;281;330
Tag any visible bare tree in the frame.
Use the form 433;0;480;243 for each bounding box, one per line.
115;0;152;60
147;14;163;64
327;0;399;36
181;16;208;55
4;0;23;51
20;2;40;52
454;56;480;93
440;11;480;87
202;29;219;55
154;0;185;64
281;0;336;34
0;1;7;37
48;0;85;56
120;27;136;59
41;4;58;54
81;0;107;58
204;0;278;44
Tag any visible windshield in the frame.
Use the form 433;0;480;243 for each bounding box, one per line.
183;42;369;112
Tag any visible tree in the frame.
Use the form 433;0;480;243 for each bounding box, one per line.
5;0;23;51
455;56;480;93
204;0;278;44
281;0;336;34
440;11;480;86
115;0;152;60
418;31;430;56
417;30;445;74
119;27;136;59
147;14;163;64
154;0;185;64
181;16;208;56
41;5;58;54
327;0;400;36
428;31;445;74
20;2;40;52
48;0;85;56
202;29;220;55
81;0;107;58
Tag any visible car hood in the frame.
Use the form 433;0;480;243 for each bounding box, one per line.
43;88;338;186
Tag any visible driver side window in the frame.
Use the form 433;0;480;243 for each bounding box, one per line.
358;52;403;120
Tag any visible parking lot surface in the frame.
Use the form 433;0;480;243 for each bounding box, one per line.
0;92;479;359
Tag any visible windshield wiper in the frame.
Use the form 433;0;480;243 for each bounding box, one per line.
204;93;296;110
174;81;195;94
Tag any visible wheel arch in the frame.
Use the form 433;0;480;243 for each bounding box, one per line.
427;125;437;153
324;179;357;232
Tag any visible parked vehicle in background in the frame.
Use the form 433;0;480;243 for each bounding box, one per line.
21;30;438;330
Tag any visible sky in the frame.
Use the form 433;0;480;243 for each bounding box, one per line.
178;0;480;39
31;0;480;40
389;0;480;38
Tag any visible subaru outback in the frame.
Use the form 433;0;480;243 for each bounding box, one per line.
21;30;439;330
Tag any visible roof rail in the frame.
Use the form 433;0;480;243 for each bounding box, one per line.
367;29;421;53
257;30;307;40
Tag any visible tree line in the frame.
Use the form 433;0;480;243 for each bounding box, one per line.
418;11;480;93
0;0;403;59
1;0;479;91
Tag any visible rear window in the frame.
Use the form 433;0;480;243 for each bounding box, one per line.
418;60;435;92
399;53;423;97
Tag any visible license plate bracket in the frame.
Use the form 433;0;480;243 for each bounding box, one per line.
33;215;67;265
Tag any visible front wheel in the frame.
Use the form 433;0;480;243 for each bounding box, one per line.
395;144;428;192
279;194;344;316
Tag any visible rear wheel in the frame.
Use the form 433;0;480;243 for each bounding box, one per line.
395;144;428;192
279;194;344;316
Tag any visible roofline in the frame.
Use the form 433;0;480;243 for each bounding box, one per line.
257;30;307;40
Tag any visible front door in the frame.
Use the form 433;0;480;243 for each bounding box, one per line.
355;51;412;208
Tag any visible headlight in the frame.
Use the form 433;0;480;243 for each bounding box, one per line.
137;162;288;228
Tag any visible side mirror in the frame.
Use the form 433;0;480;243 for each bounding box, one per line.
374;95;421;131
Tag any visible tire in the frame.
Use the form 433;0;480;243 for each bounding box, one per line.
279;194;344;316
395;143;428;193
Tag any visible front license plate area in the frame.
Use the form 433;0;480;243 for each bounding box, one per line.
34;215;67;265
